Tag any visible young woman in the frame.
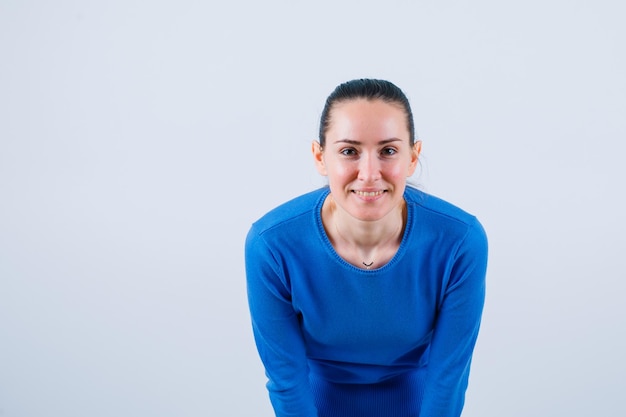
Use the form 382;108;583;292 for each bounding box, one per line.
245;79;488;417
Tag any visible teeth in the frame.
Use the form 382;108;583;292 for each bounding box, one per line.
354;190;384;197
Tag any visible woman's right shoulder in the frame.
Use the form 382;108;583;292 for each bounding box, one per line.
248;187;329;237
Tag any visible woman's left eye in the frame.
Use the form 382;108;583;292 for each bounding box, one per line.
381;148;397;156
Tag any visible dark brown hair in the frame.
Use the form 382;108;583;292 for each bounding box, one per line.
319;79;416;147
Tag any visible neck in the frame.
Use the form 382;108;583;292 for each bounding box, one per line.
323;196;406;265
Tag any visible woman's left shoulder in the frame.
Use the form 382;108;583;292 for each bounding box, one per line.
404;186;486;234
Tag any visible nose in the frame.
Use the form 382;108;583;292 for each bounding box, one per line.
357;152;381;182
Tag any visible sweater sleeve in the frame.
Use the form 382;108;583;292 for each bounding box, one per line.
245;225;318;417
419;219;488;417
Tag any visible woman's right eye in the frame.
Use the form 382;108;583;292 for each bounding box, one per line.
340;148;357;156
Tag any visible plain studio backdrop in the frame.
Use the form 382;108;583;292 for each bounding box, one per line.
1;1;624;416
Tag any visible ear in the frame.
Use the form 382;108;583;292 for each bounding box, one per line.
312;141;327;176
407;140;422;176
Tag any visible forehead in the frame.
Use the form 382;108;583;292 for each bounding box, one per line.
327;99;409;138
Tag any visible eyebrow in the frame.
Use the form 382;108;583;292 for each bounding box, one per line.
333;138;404;145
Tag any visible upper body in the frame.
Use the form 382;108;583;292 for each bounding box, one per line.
246;186;487;416
245;79;488;417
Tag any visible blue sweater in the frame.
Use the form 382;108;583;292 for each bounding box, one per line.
245;187;488;417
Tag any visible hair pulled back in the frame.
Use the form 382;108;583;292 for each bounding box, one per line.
318;79;416;147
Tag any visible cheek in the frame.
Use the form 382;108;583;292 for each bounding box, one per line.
326;161;355;181
385;164;409;180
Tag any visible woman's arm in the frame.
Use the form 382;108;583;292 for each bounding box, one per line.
420;219;488;417
245;226;318;417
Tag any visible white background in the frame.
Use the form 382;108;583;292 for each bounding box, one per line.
1;1;625;416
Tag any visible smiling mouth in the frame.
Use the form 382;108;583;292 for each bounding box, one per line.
353;190;385;197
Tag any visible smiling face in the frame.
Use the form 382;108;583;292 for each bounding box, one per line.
313;99;421;222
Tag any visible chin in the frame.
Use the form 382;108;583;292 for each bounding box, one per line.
349;207;392;222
